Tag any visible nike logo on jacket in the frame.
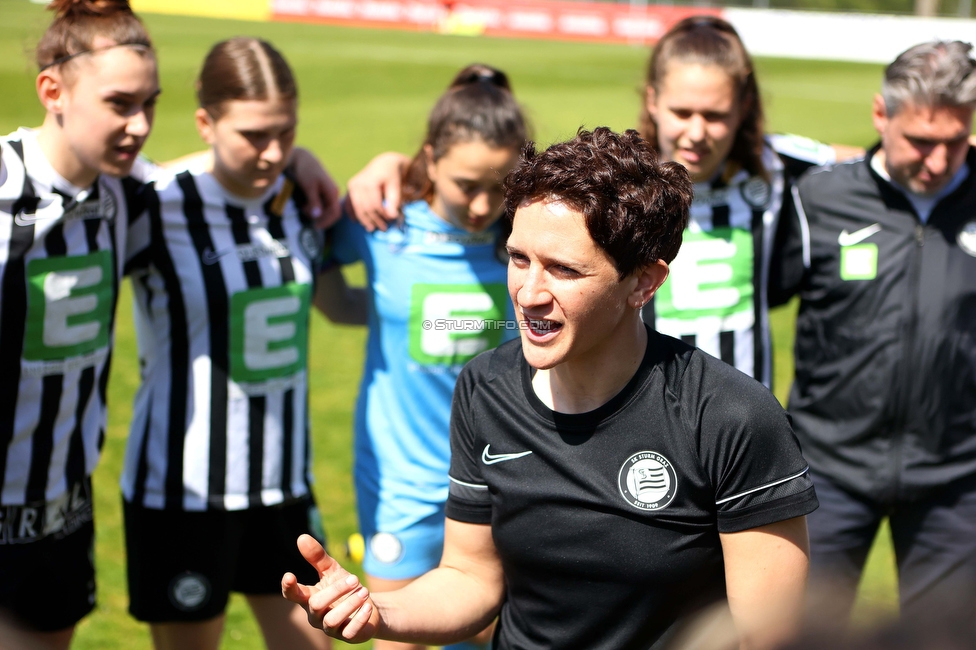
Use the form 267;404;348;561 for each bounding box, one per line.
838;223;881;246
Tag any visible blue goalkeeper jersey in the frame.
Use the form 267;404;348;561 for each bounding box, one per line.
332;200;515;525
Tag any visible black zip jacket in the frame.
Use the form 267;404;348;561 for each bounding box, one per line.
772;145;976;502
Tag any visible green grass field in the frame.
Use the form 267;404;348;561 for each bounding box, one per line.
0;0;898;646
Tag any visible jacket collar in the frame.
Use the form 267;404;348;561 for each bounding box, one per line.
864;142;975;223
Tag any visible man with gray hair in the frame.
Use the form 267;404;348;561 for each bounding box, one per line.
773;41;976;621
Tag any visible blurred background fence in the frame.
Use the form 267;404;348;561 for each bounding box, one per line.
118;0;974;63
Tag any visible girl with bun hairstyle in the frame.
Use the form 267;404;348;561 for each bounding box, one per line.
120;37;362;650
325;63;527;650
0;1;158;648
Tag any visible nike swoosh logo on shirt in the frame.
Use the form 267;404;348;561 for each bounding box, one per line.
481;445;533;465
13;213;48;227
202;247;230;265
14;198;96;226
838;223;882;246
13;210;103;227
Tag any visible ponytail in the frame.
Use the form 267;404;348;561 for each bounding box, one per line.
401;63;529;205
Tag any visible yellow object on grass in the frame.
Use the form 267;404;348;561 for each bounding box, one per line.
131;0;270;21
347;532;366;564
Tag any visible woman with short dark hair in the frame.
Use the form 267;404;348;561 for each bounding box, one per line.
284;127;818;650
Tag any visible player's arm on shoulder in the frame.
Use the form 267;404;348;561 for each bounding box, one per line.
312;209;368;324
129;155;163;183
346;151;410;232
720;517;809;650
288;147;341;228
313;265;367;325
769;133;864;169
155;147;341;228
829;143;865;162
156;149;211;172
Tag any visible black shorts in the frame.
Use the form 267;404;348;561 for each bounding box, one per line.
0;479;97;632
124;495;326;623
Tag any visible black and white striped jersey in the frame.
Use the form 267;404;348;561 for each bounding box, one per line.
121;167;324;511
646;136;835;388
0;128;142;509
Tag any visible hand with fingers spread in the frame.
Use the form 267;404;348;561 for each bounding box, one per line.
282;534;379;642
345;151;409;231
290;148;342;229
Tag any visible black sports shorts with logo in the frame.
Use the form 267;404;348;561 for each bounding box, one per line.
0;478;96;631
124;495;325;622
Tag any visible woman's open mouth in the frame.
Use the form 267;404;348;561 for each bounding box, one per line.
114;143;140;159
525;317;562;339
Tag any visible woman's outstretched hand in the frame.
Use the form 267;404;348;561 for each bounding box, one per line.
282;534;379;642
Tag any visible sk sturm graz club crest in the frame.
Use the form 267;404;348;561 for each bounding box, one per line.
618;451;678;511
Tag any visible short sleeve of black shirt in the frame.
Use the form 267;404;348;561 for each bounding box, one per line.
445;345;504;524
689;352;817;532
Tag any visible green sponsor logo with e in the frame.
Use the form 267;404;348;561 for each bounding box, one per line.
25;251;113;361
409;283;508;366
840;244;878;281
230;284;310;383
655;228;754;320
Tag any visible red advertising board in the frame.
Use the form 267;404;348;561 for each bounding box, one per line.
272;0;720;45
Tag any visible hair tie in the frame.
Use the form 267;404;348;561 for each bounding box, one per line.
39;42;150;72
